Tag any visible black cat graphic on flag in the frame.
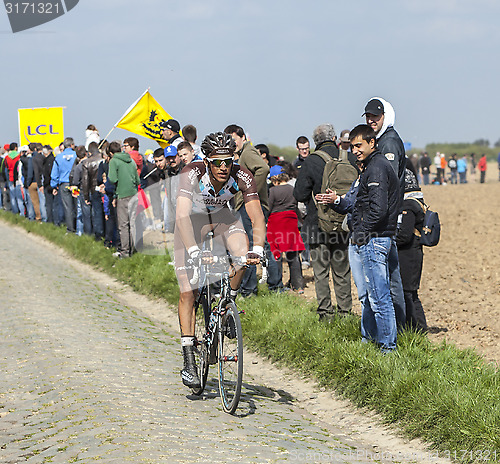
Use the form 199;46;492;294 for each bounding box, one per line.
4;1;79;33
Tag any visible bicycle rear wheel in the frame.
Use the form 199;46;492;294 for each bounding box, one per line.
192;292;210;396
218;301;243;414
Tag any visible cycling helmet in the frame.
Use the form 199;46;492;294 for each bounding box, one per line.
201;132;236;157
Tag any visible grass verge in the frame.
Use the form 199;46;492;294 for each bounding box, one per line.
3;211;499;463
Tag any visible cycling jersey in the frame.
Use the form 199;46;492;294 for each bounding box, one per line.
178;161;259;214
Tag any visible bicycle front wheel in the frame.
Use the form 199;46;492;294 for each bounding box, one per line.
218;301;243;414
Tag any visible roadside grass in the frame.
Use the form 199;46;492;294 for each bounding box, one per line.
3;211;499;463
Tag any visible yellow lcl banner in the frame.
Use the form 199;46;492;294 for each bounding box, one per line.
116;90;173;148
18;107;65;147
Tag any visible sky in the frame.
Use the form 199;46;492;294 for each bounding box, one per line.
1;0;500;152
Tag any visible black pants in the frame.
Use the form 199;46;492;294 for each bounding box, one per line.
276;251;304;290
59;183;76;232
404;290;427;332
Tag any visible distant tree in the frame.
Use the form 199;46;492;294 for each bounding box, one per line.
473;138;490;147
494;139;500;148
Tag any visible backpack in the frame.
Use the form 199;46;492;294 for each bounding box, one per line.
312;150;358;233
410;199;441;247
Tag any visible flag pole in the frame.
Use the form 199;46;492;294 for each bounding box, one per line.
99;87;150;148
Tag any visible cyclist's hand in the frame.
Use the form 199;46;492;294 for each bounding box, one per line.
246;246;263;265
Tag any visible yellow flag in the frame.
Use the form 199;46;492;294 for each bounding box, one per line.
18;107;65;148
116;90;173;148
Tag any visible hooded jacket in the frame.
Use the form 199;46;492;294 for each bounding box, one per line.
370;97;406;198
107;152;140;199
4;151;20;183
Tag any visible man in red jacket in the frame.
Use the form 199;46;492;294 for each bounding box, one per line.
478;154;487;183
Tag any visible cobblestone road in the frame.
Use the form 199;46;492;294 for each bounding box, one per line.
0;222;436;464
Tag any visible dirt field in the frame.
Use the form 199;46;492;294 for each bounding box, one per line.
297;161;500;363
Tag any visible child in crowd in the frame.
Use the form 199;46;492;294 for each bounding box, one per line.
266;165;305;293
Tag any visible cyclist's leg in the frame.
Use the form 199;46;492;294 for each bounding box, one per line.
174;227;202;388
225;225;249;292
178;290;196;336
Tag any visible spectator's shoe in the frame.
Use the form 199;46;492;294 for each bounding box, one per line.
318;313;335;323
112;251;122;258
301;261;310;270
181;346;201;388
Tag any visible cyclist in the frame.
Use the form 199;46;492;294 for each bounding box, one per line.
175;132;266;388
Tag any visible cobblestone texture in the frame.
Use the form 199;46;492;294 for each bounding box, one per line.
0;222;416;463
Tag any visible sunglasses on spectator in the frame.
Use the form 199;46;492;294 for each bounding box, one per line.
207;157;233;167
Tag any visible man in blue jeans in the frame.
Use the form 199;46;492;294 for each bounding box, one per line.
350;124;400;351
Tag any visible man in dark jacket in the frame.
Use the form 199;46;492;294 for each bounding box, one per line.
294;123;355;320
28;143;47;221
419;152;432;185
81;142;104;239
19;146;36;220
350;125;400;351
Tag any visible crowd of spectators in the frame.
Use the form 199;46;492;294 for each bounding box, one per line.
409;151;495;185
3;102;496;352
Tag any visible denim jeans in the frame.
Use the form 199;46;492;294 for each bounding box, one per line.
76;197;83;235
388;239;406;332
356;237;397;351
24;187;36;220
9;184;24;215
38;189;47;222
59;183;76;232
422;173;430;185
459;171;467;183
53;190;65;226
45;189;54;223
79;195;92;235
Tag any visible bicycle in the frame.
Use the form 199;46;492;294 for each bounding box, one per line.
189;236;246;414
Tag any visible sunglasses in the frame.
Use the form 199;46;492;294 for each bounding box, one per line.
207;157;233;167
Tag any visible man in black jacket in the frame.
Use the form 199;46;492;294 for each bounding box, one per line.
294;123;355;321
30;143;47;221
81;142;104;239
350;125;399;351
